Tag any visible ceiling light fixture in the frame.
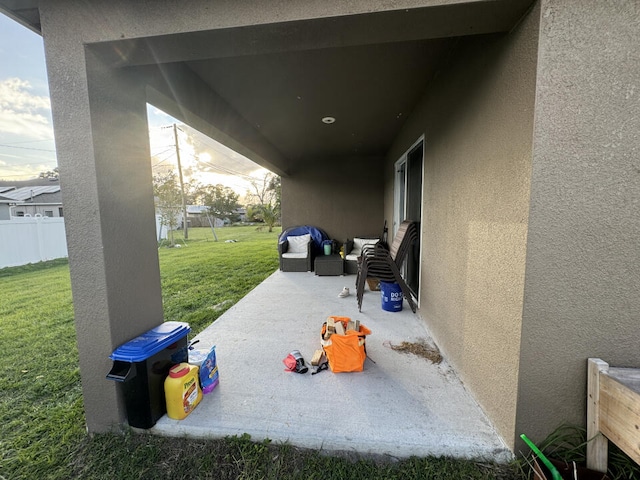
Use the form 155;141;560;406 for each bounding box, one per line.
321;116;336;124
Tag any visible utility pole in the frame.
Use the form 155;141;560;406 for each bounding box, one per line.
173;123;188;239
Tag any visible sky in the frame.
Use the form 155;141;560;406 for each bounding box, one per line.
0;13;267;196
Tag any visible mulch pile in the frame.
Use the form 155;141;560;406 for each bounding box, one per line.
388;339;443;364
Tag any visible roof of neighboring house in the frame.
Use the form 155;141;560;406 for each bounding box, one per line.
0;185;61;202
0;186;15;194
186;205;209;214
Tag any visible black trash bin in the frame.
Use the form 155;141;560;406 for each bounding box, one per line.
106;321;190;429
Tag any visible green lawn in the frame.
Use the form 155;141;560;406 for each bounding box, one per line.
0;226;523;479
157;225;282;333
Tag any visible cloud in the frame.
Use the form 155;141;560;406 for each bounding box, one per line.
0;77;53;139
0;154;54;180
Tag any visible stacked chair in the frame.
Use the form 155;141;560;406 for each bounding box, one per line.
356;221;418;313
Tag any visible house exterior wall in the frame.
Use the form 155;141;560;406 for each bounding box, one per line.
384;6;540;447
0;204;9;220
11;204;63;217
515;0;640;445
10;192;64;217
281;156;384;242
0;192;63;218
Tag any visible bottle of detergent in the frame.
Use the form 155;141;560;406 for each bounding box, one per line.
164;362;202;420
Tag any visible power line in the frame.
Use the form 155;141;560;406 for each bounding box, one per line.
178;126;266;178
151;159;173;169
197;157;259;181
166;136;261;180
0;139;55;145
150;147;175;160
182;147;263;180
149;143;177;149
0;144;56;152
151;124;271;190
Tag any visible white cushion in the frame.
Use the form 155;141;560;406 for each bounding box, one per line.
350;237;378;257
345;254;359;262
282;252;308;259
287;234;311;254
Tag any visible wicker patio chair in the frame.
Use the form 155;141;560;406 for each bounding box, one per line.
278;234;313;272
356;221;418;313
344;237;380;274
344;221;389;275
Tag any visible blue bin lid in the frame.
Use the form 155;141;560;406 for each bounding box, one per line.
110;321;190;362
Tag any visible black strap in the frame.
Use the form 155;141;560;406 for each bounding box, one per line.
312;362;329;375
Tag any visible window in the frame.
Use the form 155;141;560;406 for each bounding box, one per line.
16;211;24;217
44;210;54;217
58;207;64;217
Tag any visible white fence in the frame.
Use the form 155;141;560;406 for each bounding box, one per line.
0;217;68;269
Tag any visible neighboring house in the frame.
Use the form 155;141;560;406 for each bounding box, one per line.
2;1;637;455
154;205;225;234
0;185;63;220
186;205;244;226
185;205;224;227
185;204;208;217
234;207;247;223
0;186;14;219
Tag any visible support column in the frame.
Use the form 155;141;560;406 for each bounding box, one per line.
45;35;164;431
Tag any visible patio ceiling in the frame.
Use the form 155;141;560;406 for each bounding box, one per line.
184;39;452;160
1;0;535;167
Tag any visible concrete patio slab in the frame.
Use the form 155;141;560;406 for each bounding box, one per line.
152;270;511;462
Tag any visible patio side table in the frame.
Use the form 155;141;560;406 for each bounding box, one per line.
315;254;344;276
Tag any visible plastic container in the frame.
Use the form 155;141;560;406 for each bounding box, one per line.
164;362;202;420
322;239;333;255
106;321;190;428
380;281;403;312
188;349;209;367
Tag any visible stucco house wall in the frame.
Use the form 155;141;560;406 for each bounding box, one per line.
281;155;385;241
383;6;539;445
515;0;640;443
383;0;640;449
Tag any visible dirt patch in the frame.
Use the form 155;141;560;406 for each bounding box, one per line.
387;339;443;364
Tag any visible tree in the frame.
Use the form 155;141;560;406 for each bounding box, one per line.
268;174;281;214
38;167;59;181
200;184;241;222
246;172;281;232
153;170;182;246
184;181;205;206
253;204;279;231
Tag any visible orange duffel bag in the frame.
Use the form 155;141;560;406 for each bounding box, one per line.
321;316;371;373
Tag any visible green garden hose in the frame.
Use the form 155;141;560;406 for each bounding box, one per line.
520;433;563;480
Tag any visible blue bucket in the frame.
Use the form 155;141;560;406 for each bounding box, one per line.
380;281;403;312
